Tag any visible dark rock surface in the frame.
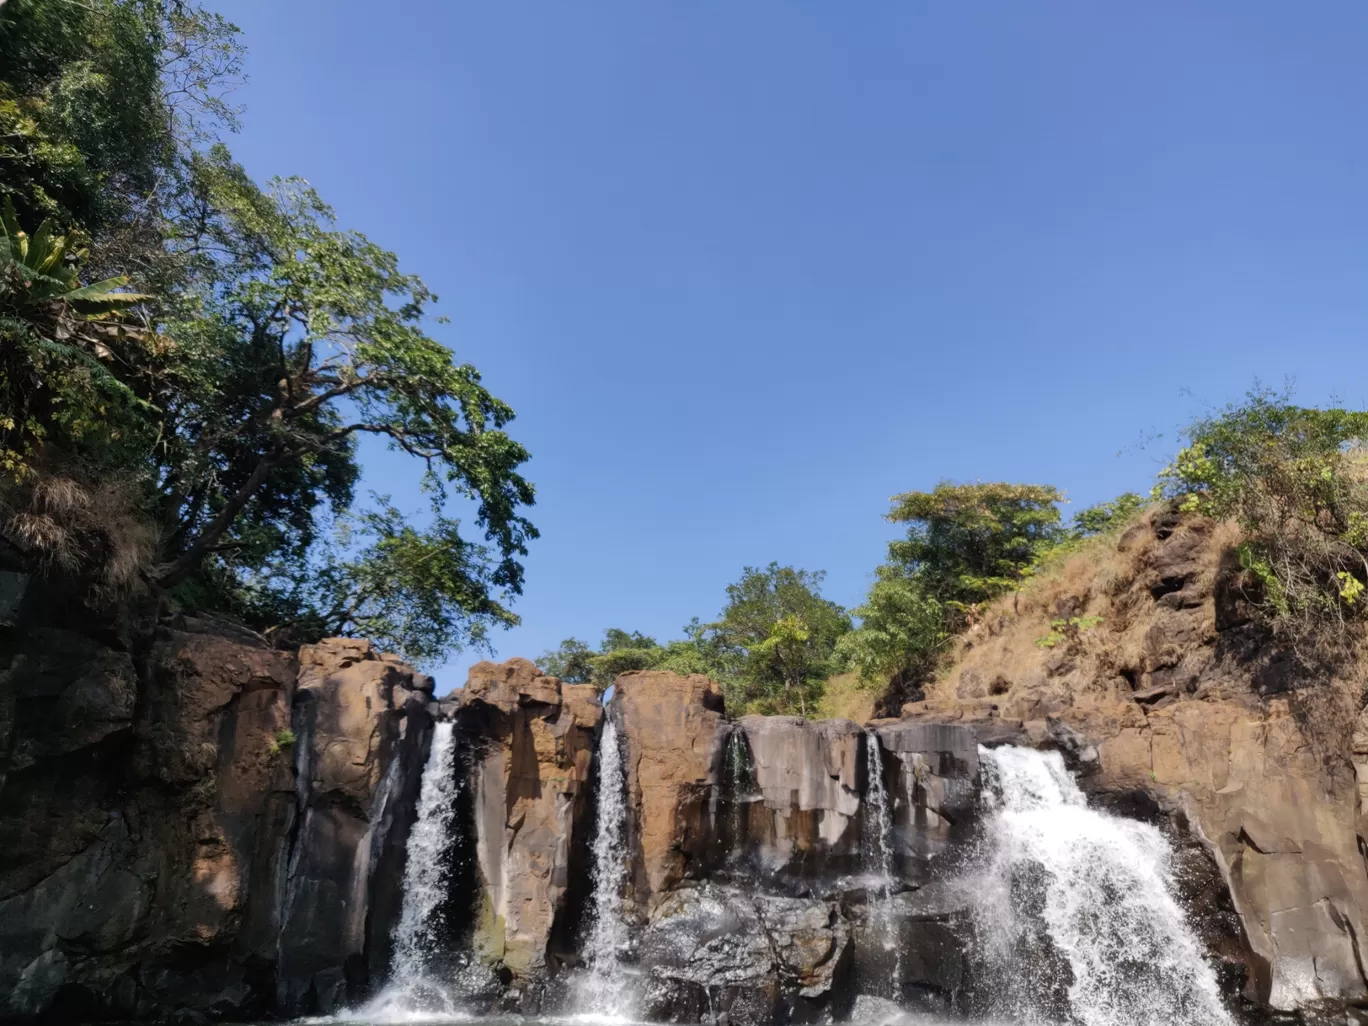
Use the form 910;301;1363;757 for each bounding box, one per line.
0;603;434;1023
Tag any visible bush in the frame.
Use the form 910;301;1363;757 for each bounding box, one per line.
1156;389;1368;643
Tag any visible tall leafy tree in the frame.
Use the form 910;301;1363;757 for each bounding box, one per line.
0;4;538;666
887;482;1065;613
138;147;537;657
707;563;850;716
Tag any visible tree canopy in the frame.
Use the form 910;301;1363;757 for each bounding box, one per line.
0;0;536;666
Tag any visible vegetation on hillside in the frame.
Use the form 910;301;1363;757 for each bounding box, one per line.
0;0;535;664
1156;389;1368;648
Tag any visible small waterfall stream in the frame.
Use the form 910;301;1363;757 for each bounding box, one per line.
391;721;460;978
863;730;901;1000
978;745;1234;1026
579;715;632;1012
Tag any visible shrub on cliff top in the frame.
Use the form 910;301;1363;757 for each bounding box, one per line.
1156;388;1368;644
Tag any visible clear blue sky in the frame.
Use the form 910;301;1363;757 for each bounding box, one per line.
223;2;1368;691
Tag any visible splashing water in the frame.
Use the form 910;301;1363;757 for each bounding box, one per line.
864;730;902;1001
578;716;632;1013
977;745;1234;1026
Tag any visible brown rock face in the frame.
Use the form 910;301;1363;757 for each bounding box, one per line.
276;638;435;1012
614;670;727;909
0;614;436;1022
457;658;601;979
907;510;1368;1012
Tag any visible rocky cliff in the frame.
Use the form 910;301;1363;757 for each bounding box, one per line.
5;507;1368;1025
456;657;600;981
906;509;1368;1017
0;579;437;1023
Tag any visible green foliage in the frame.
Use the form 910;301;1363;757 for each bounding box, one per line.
1156;389;1368;642
0;0;240;239
538;637;594;684
1035;615;1104;650
837;482;1064;703
706;563;850;716
0;2;536;666
835;566;946;687
886;482;1066;612
268;727;296;754
538;626;718;694
1072;492;1145;537
0;201;153;479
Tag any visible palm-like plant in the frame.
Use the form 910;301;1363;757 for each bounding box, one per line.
0;199;153;478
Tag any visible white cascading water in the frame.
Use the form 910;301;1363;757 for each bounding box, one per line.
349;720;464;1022
864;730;901;999
578;716;632;1013
977;745;1234;1026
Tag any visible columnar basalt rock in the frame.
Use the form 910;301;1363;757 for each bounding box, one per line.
735;715;863;872
455;658;601;979
871;721;979;863
613;670;728;909
275;637;436;1013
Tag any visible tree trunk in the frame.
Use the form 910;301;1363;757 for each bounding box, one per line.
154;452;279;588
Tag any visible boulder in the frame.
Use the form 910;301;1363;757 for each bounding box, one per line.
637;882;850;1023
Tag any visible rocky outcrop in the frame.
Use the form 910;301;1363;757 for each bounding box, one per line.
276;638;436;1013
907;510;1368;1015
456;658;601;980
615;670;728;909
0;609;435;1023
735;716;863;874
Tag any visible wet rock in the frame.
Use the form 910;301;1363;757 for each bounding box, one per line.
637;883;850;1024
736;716;863;874
276;637;435;1012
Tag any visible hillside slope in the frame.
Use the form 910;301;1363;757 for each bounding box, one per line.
905;508;1368;1012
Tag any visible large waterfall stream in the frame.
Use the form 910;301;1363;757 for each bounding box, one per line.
578;716;633;1014
343;721;466;1023
976;746;1234;1026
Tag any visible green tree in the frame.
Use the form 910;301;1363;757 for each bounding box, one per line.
0;203;152;479
0;0;241;242
0;6;537;667
707;563;850;716
538;638;594;684
132;147;537;658
887;481;1065;614
1072;491;1145;537
836;566;946;690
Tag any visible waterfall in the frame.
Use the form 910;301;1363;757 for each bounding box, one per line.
578;715;631;1012
392;721;460;977
977;745;1234;1026
725;727;750;860
864;730;901;1000
350;720;463;1022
